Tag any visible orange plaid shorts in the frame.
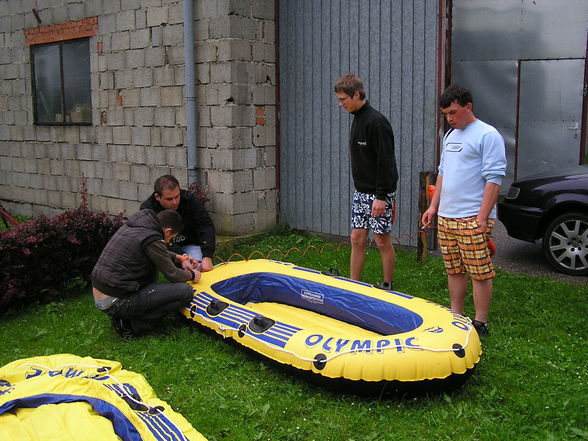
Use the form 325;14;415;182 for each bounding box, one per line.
437;216;496;280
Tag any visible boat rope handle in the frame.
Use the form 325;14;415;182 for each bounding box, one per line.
17;362;179;420
185;307;475;365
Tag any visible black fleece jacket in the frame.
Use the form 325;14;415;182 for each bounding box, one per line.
349;101;398;200
141;189;216;258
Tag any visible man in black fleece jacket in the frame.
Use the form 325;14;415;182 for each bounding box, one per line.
141;175;216;272
92;209;200;339
334;73;399;290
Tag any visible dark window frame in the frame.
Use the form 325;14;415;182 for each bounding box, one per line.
31;37;92;126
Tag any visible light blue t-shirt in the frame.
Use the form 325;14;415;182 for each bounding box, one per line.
438;119;507;218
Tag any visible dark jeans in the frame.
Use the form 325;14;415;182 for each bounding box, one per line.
104;282;194;334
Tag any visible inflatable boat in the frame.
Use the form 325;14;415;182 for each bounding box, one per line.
0;354;207;441
183;260;481;384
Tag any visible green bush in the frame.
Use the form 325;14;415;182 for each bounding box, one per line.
0;205;122;314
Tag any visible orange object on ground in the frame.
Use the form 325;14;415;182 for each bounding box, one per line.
488;238;496;257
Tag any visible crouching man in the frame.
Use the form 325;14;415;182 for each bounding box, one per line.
92;209;200;339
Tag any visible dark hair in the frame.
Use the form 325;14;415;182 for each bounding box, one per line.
439;84;473;109
156;209;184;234
154;175;180;196
334;73;366;100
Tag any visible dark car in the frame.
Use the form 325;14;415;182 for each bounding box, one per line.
497;165;588;276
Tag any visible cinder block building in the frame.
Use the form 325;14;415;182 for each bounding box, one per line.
1;0;278;236
1;0;586;246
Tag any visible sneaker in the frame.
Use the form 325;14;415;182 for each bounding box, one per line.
472;320;489;337
111;317;138;340
375;281;394;291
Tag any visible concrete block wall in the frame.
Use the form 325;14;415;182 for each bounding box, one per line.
195;0;277;234
0;0;278;236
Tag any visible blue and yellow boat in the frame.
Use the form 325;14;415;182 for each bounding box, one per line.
183;259;481;384
0;354;207;441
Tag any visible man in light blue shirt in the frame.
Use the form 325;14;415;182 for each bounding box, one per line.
422;84;506;337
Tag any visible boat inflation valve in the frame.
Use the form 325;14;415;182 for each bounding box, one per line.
206;300;229;316
238;324;247;338
189;305;198;318
249;315;275;333
452;344;465;358
313;353;327;370
321;268;340;276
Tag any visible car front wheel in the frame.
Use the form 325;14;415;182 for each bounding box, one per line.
542;212;588;276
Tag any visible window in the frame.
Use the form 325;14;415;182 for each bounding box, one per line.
31;38;91;125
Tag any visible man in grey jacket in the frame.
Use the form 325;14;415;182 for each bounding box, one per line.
92;209;200;339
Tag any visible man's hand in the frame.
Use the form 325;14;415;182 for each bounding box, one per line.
421;207;437;228
181;259;195;271
200;257;214;272
476;216;488;232
371;199;386;218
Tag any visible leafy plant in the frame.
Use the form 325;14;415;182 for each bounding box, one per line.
0;186;122;314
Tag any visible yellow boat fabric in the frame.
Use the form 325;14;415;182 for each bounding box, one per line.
183;259;482;383
0;354;207;441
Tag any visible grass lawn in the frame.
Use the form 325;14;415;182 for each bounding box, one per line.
1;230;586;441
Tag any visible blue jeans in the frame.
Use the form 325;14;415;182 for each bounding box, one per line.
181;245;202;261
104;282;194;334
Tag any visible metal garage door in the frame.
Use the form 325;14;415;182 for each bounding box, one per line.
451;0;588;184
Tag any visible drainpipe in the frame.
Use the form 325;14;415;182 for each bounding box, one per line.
184;0;197;184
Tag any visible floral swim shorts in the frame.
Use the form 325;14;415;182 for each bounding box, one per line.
351;190;396;234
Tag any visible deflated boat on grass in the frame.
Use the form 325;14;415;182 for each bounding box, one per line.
183;260;481;385
0;354;207;441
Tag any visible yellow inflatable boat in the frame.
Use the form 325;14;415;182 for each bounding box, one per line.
183;260;482;384
0;354;207;441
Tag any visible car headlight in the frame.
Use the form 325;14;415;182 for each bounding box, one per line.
505;186;520;200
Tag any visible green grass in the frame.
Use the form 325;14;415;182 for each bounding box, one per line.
1;230;587;441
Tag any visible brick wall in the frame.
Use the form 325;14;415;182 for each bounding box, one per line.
0;0;278;235
24;17;98;44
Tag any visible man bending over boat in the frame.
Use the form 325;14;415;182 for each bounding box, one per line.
92;209;200;339
141;174;216;272
421;85;506;337
334;73;399;290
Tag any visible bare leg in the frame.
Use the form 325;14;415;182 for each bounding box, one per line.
373;233;396;282
471;278;493;323
448;273;468;315
350;228;368;280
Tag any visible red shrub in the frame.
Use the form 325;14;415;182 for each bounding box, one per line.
0;206;123;313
